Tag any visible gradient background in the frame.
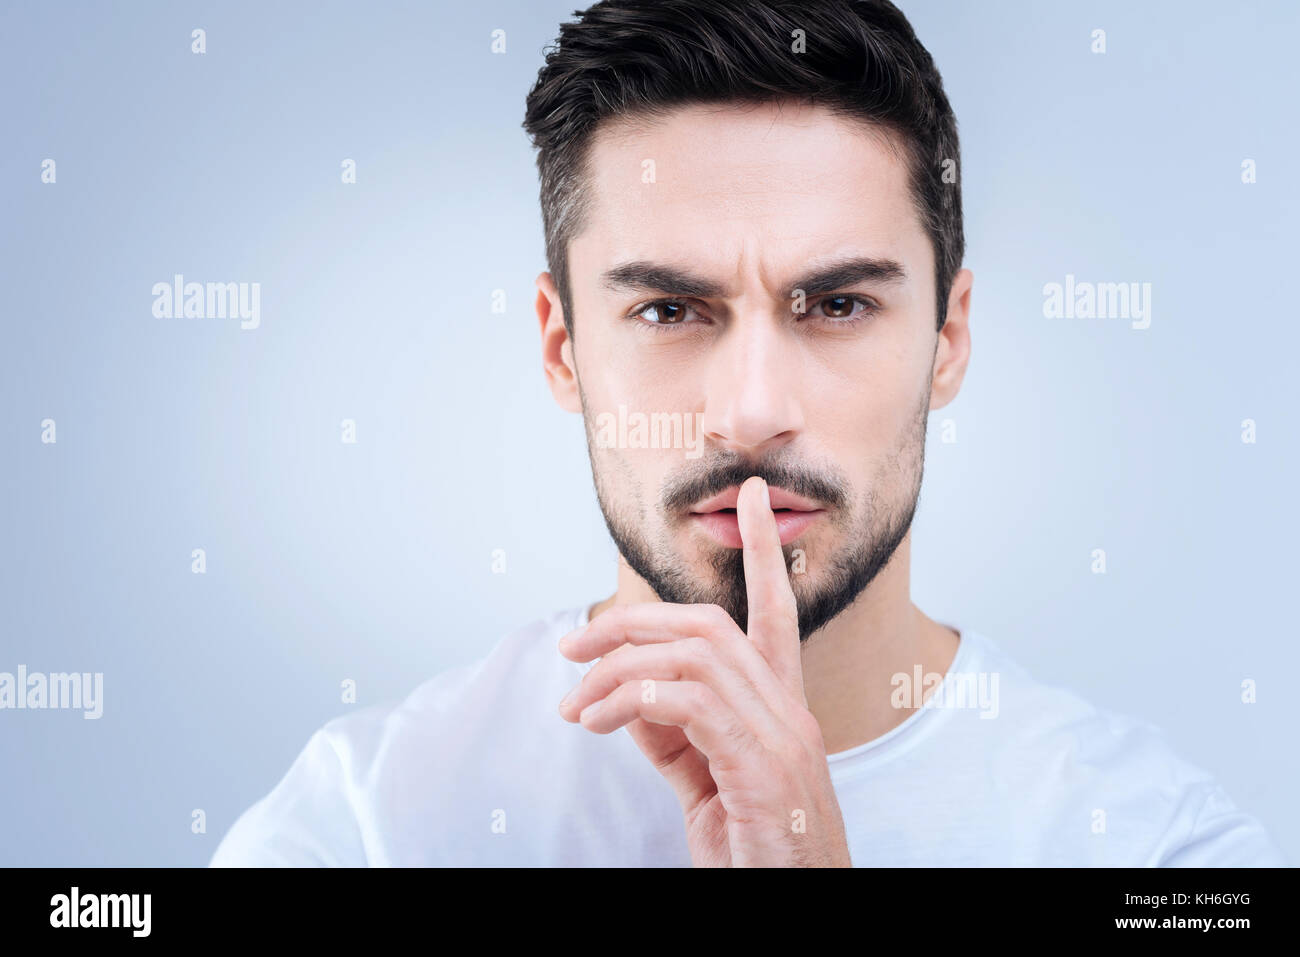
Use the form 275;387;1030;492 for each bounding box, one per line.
1;0;1295;866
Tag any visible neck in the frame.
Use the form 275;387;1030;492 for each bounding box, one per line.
587;530;961;755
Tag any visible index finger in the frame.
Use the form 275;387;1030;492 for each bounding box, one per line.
736;475;803;700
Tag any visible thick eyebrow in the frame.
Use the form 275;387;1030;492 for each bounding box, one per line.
601;261;726;298
599;255;907;299
793;256;908;296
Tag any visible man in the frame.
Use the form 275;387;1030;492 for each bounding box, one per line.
211;0;1284;866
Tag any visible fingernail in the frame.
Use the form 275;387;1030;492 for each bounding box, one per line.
759;478;770;509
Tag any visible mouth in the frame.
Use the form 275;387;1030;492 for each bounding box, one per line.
686;486;825;549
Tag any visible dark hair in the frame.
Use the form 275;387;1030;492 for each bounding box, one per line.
523;0;963;337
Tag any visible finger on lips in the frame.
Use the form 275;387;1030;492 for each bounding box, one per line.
737;475;803;695
559;474;807;724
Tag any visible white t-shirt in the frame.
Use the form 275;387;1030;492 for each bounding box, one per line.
210;605;1286;866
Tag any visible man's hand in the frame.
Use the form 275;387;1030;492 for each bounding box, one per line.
557;475;852;867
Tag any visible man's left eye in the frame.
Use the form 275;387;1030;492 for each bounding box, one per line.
814;295;878;321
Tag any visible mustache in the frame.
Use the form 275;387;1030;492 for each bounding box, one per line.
661;456;849;513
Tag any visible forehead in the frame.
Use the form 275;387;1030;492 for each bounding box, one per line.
572;100;927;288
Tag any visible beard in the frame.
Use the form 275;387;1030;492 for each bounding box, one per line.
582;392;929;644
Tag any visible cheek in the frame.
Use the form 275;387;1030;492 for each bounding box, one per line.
803;353;925;498
808;361;912;446
582;347;700;421
587;436;672;515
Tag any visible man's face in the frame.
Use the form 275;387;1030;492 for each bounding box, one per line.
563;100;940;642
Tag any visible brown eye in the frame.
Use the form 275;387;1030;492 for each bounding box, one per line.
634;300;697;325
821;295;855;319
812;295;878;322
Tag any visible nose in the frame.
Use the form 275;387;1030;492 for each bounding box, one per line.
699;312;805;458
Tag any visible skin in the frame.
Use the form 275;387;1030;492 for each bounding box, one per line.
536;99;974;867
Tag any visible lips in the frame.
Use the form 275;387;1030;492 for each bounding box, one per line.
687;485;824;548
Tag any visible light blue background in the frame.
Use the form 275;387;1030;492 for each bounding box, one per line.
1;0;1295;865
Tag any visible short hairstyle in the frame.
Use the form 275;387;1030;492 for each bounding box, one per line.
522;0;964;337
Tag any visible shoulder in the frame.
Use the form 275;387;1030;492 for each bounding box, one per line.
210;606;587;867
951;630;1285;866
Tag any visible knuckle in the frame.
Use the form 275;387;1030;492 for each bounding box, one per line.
701;603;736;635
773;733;810;769
725;719;752;750
687;681;717;713
793;709;825;745
682;634;714;663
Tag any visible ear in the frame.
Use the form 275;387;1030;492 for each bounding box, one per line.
929;267;973;411
536;271;582;413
